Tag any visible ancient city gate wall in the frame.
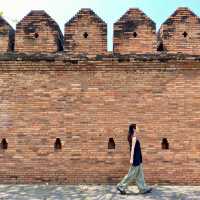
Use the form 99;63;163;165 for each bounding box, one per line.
0;7;200;184
0;54;200;184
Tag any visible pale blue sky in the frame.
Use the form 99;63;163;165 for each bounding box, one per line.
1;0;200;50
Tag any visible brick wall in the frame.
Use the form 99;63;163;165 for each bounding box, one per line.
64;8;107;57
113;8;157;54
0;54;200;185
159;7;200;54
0;7;200;185
15;10;63;53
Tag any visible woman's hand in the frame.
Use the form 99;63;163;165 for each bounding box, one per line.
130;159;133;165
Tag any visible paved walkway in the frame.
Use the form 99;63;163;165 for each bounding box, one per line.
0;184;200;200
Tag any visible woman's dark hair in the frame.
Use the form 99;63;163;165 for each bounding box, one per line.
127;124;136;151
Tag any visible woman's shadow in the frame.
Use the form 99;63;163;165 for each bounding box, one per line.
113;185;200;200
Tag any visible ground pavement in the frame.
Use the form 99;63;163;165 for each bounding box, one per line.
0;184;200;200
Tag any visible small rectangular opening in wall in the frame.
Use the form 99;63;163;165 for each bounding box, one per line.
54;138;62;151
108;138;115;150
161;138;169;150
0;138;8;150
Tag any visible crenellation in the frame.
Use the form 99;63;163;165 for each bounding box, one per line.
0;16;15;52
15;10;63;53
64;8;107;57
1;8;200;55
113;8;157;54
159;7;200;55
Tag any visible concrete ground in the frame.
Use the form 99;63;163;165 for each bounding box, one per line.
0;184;200;200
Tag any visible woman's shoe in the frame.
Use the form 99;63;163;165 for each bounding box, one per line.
140;187;152;194
116;186;126;195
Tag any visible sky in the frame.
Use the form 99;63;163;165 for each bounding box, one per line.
1;0;200;51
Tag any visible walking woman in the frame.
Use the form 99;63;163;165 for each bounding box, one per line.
116;124;152;195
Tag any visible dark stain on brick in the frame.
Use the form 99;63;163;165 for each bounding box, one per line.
171;10;178;17
96;55;103;61
123;20;138;32
118;56;130;62
114;30;123;38
148;20;156;30
162;27;176;39
164;18;174;26
167;27;176;33
122;19;155;32
65;34;73;40
0;52;56;61
181;16;189;23
9;176;18;179
162;30;170;39
69;60;79;64
23;23;37;34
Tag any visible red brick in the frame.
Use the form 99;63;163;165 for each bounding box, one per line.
64;8;107;57
158;7;200;54
15;10;63;53
113;8;157;54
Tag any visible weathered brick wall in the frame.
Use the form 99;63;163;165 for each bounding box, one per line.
0;7;200;185
0;16;15;52
15;10;63;53
159;7;200;54
64;8;107;57
0;54;200;185
113;8;157;54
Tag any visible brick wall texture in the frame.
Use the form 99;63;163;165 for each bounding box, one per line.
159;7;200;54
0;7;200;185
15;10;63;53
113;8;157;54
64;8;107;56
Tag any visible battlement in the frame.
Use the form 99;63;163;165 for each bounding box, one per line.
15;10;63;53
113;8;157;54
64;8;107;57
158;7;200;54
1;7;200;56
